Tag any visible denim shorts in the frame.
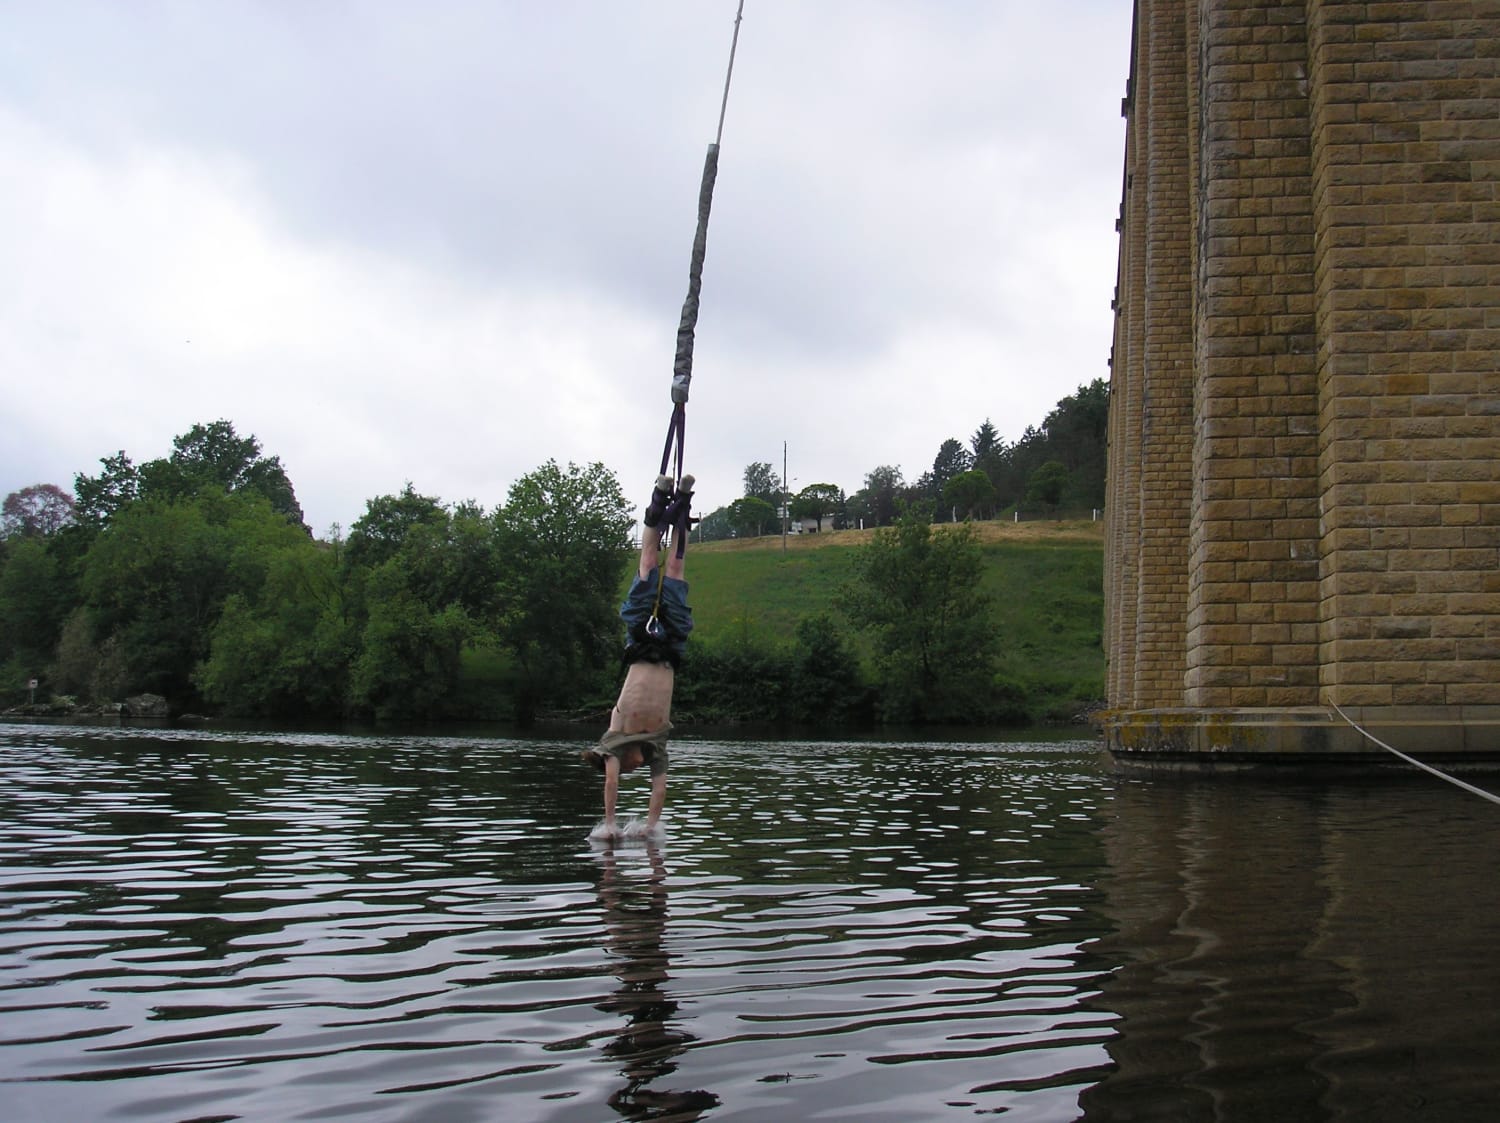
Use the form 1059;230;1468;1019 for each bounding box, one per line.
619;568;693;658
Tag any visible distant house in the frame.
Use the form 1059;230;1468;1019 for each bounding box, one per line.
795;512;836;534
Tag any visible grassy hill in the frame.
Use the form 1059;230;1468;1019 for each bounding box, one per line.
674;518;1105;723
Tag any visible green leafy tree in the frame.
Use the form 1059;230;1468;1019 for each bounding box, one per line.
1039;379;1108;509
743;461;780;505
841;510;1000;722
788;614;866;722
199;487;500;720
79;489;310;704
928;438;973;515
145;420;305;527
989;424;1042;509
697;505;734;542
53;609;128;703
1026;461;1071;515
675;637;786;723
76;421;306;532
944;469;997;521
349;562;472;720
791;483;843;532
196;539;353;717
344;483;449;572
975;381;1109;513
727;496;776;538
491;460;633;720
0;536;71;690
862;465;905;527
844;489;873;530
336;486;504;720
73;452;141;530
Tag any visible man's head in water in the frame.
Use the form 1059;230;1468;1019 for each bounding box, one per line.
615;744;648;773
582;744;649;774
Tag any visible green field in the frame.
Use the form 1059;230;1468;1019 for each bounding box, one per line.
658;520;1106;724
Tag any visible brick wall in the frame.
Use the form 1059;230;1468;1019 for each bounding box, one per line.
1108;0;1196;709
1309;0;1500;706
1108;0;1500;710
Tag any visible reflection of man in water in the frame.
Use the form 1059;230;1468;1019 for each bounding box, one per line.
595;844;717;1119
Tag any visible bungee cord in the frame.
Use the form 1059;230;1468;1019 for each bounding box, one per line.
659;0;745;558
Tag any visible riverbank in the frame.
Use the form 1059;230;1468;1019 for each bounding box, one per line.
673;517;1105;724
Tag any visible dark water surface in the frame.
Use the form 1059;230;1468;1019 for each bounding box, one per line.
2;723;1499;1122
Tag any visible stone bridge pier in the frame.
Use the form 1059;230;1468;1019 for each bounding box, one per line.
1104;0;1500;768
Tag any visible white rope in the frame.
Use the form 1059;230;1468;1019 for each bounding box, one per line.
1331;702;1500;807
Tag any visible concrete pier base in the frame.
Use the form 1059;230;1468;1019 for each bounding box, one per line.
1102;707;1500;774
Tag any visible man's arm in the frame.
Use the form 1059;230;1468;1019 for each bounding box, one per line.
646;770;667;829
602;754;622;831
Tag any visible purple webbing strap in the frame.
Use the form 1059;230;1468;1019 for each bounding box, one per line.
658;402;686;482
656;403;690;560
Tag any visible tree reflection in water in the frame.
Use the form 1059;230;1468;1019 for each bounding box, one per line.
594;843;718;1121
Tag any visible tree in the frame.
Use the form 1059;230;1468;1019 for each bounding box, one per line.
349;563;471;720
2;484;75;538
862;465;905;527
697;506;733;542
971;419;1001;462
198;488;503;720
1026;461;1071;515
491;460;633;720
196;539;352;717
843;489;872;530
79;489;313;704
944;470;997;521
74;452;141;529
929;438;973;512
727;496;776;538
788;614;865;722
140;420;306;528
1040;378;1109;509
74;421;307;531
53;609;128;703
742;461;780;505
791;483;843;533
841;510;1000;722
0;536;70;671
971;382;1109;514
344;484;450;572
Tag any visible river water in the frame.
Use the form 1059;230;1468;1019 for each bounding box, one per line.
2;722;1499;1122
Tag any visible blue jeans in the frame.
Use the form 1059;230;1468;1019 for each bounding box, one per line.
620;568;693;660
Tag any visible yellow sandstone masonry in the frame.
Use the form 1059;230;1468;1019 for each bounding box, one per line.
1105;1;1500;763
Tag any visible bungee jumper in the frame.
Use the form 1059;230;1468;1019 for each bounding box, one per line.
583;1;746;840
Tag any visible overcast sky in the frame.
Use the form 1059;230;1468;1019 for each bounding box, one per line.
3;1;1131;535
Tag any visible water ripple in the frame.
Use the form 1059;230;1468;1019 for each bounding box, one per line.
0;726;1120;1120
6;723;1499;1121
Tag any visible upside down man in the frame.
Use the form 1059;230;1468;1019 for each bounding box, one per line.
582;473;695;839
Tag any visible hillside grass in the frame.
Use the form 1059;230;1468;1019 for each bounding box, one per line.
663;518;1106;721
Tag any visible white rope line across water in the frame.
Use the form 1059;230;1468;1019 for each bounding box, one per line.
1331;702;1500;807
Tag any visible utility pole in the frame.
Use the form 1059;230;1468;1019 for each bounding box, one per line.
781;440;789;554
